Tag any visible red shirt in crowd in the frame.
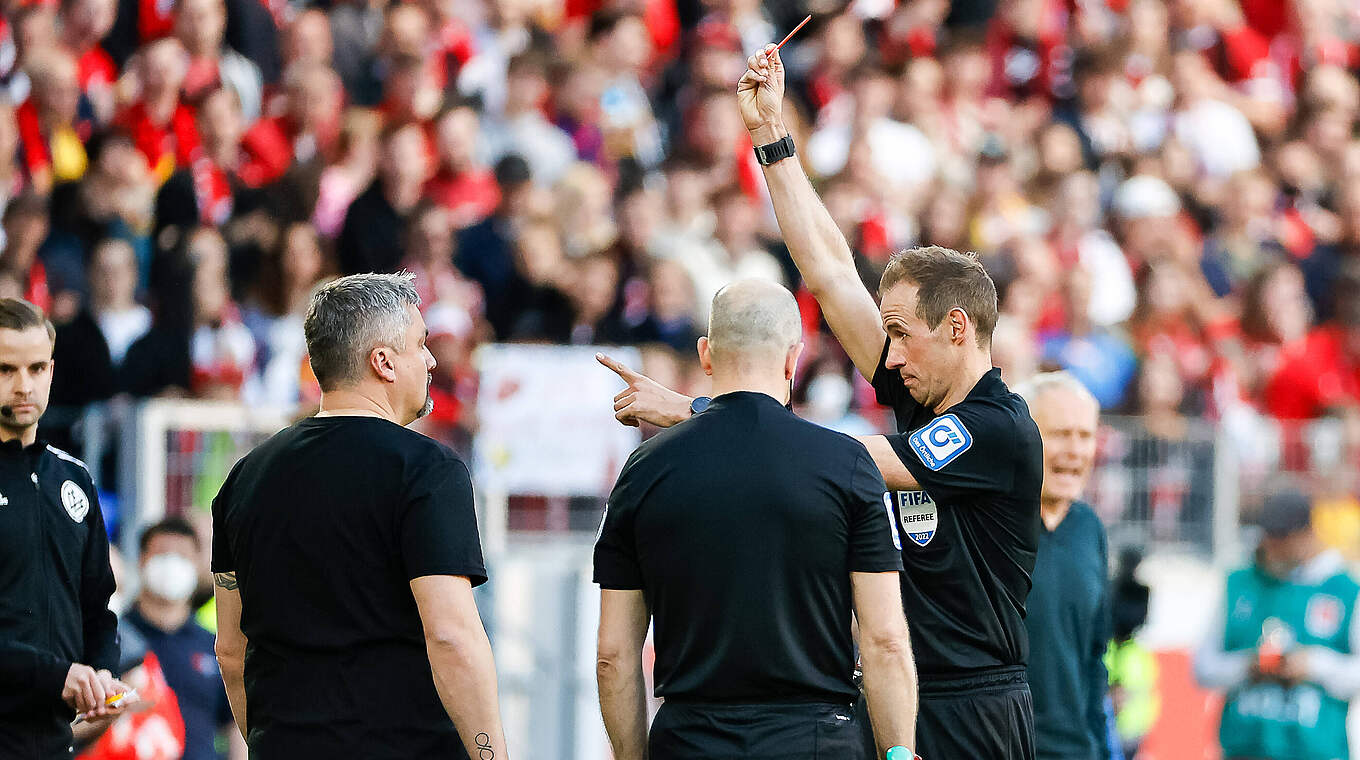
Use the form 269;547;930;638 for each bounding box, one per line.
424;167;499;228
116;101;202;178
236;115;297;187
75;45;117;93
1262;326;1360;420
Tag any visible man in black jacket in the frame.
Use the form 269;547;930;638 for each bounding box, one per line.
0;298;129;757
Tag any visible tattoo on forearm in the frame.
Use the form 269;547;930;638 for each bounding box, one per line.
475;733;494;759
213;572;238;590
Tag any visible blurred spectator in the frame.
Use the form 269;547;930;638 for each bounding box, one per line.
1040;267;1138;409
124;226;255;399
801;364;873;436
1105;547;1158;760
1201;169;1286;297
482;53;576;184
59;0;118;125
1128;261;1215;391
48;130;155;285
683;183;783;322
1047;171;1136;328
312;108;380;239
87;235;151;366
243;221;326;408
628;258;698;353
1054;45;1136;171
175;0;261;123
116;38;199;183
238;61;342;184
1;192;52;310
282;8;331;70
20;48;91;191
1126;352;1215;543
807;62;936;199
50;237;147;406
1171;50;1262;179
552;160;615;257
424;103;499;229
1196;488;1360;760
588;9;661;167
1258;262;1360;420
1301;177;1360;321
338;121;430;274
127;518;245;760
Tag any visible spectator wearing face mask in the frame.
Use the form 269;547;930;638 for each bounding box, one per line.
125;517;246;760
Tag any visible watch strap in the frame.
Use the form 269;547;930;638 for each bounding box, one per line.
753;135;796;166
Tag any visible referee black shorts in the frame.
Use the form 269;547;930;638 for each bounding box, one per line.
649;699;867;760
854;665;1036;760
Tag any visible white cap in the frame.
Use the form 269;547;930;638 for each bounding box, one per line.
1113;175;1181;219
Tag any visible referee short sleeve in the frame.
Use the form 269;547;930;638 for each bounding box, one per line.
888;401;1016;503
593;453;644;590
400;457;487;586
848;450;904;573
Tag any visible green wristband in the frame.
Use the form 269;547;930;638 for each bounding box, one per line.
885;747;916;760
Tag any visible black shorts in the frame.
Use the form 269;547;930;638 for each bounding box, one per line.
649;700;867;760
854;666;1035;760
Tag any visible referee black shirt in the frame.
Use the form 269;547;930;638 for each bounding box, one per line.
593;391;903;704
211;416;487;758
871;341;1043;677
0;441;118;758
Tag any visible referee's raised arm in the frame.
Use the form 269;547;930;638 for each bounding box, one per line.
737;44;886;381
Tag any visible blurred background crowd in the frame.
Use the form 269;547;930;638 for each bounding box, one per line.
7;0;1360;481
5;0;1360;755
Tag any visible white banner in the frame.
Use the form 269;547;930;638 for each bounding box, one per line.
473;344;642;498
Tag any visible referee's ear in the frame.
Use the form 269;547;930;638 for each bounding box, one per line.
697;336;714;377
784;341;804;381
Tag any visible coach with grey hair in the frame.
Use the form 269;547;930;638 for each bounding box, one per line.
594;279;919;760
1014;372;1115;760
211;273;508;759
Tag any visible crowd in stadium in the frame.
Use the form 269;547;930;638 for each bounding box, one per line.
1;0;1355;460
0;0;1351;757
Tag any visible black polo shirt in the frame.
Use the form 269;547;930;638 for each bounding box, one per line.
871;341;1042;678
211;416;486;759
593;391;903;704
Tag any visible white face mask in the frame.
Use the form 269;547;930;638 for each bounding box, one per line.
141;553;199;603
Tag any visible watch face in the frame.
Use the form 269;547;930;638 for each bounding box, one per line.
691;396;712;414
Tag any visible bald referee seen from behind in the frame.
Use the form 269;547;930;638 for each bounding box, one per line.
594;279;919;760
210;273;508;759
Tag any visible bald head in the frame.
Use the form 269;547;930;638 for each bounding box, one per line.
706;279;801;369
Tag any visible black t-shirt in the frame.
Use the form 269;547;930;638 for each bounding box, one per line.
871;341;1042;677
211;416;486;758
593;391;903;704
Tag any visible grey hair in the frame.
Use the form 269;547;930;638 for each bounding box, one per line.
706;279;801;364
1014;370;1100;413
304;272;421;390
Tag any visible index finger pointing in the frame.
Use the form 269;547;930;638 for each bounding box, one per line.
596;352;640;381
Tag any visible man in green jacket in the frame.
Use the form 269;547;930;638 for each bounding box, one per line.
1195;488;1360;760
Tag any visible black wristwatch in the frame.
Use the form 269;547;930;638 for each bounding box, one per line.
753;135;796;166
689;396;712;416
